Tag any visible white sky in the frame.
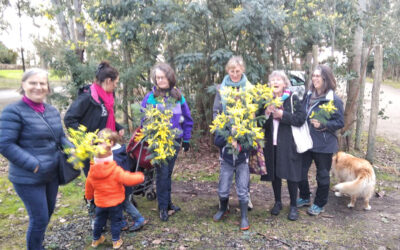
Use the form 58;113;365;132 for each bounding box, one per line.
0;1;52;53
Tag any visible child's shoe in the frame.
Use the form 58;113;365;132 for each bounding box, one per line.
129;217;148;232
113;239;123;249
91;235;105;248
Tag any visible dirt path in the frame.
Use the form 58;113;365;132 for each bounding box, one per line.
363;83;400;145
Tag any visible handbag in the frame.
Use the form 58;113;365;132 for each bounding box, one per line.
290;94;313;153
35;113;80;185
248;142;267;175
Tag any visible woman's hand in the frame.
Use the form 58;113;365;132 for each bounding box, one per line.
265;105;275;116
34;165;39;173
310;119;321;128
118;129;125;137
272;109;283;119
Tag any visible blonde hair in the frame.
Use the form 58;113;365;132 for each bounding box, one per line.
97;128;122;146
268;70;290;87
225;56;246;73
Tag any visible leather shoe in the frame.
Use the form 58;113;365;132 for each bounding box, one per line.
168;203;181;212
159;209;168;221
270;201;282;216
288;206;298;221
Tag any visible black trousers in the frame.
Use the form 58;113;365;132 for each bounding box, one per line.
298;151;333;207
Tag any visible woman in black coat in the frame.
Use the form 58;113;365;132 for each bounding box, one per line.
261;71;306;221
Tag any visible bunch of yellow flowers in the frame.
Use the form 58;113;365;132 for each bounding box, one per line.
64;125;106;170
210;84;281;155
134;101;180;166
309;100;338;125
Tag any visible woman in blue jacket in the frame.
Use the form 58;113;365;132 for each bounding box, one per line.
297;65;344;216
0;68;68;250
141;63;193;222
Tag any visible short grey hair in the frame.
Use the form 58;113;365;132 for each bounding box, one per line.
19;68;50;95
268;70;290;87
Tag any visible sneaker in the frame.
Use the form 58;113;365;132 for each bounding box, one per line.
113;239;123;249
121;219;129;231
129;217;148;232
296;198;311;207
307;204;325;216
168;203;181;212
160;209;169;221
91;235;105;248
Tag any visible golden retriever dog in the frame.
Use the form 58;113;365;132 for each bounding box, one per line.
332;152;376;210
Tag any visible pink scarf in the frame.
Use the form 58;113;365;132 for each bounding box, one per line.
22;95;45;113
92;83;116;131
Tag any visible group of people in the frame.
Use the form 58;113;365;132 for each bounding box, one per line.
212;56;344;230
0;55;343;249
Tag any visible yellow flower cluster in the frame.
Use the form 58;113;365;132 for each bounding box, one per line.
135;101;180;166
309;100;338;124
64;125;106;170
211;84;280;153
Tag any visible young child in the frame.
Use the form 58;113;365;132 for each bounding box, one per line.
102;128;148;231
85;130;145;249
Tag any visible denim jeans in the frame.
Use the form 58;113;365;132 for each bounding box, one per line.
156;144;180;210
298;151;333;207
122;193;142;221
93;203;123;242
13;178;59;250
218;159;249;202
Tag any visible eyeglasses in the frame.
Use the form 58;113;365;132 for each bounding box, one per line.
28;81;47;87
156;76;166;81
312;74;322;78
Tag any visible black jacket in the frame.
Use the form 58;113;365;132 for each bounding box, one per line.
64;85;123;132
304;90;344;154
113;144;134;195
214;134;250;166
261;94;306;182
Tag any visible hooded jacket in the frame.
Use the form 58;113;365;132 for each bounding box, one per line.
304;90;344;153
85;160;144;208
64;84;123;132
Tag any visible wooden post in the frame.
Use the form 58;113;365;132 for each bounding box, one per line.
366;45;383;163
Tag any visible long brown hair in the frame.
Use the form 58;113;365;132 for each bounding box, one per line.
151;63;181;101
310;65;337;94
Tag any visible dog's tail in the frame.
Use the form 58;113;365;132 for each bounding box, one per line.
334;169;375;196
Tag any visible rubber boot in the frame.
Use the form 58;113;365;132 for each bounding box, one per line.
239;200;250;230
213;198;229;221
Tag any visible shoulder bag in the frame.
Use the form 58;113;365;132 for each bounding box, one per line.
290;94;313;153
35;113;80;185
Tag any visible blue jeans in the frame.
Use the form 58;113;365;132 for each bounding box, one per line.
218;159;249;202
13;178;59;250
122;193;142;221
156;144;180;210
93;203;123;242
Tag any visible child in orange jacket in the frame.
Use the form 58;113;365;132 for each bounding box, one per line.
85;133;144;249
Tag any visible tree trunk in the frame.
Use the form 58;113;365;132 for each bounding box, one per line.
340;0;366;151
122;45;132;134
73;0;85;62
366;45;383;163
50;0;71;43
354;47;370;150
312;44;318;71
305;52;312;93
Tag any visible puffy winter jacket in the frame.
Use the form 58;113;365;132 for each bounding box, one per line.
0;100;68;184
85;160;144;208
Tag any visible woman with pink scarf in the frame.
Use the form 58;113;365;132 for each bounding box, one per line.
64;61;124;176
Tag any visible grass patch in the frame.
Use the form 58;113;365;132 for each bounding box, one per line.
0;69;67;89
367;77;400;89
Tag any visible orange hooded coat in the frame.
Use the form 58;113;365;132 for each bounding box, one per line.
85;160;144;208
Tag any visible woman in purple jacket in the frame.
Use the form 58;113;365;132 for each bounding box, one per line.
141;63;193;222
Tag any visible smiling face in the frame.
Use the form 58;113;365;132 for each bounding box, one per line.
269;75;287;96
22;72;49;103
155;69;170;89
227;65;244;83
312;69;324;94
